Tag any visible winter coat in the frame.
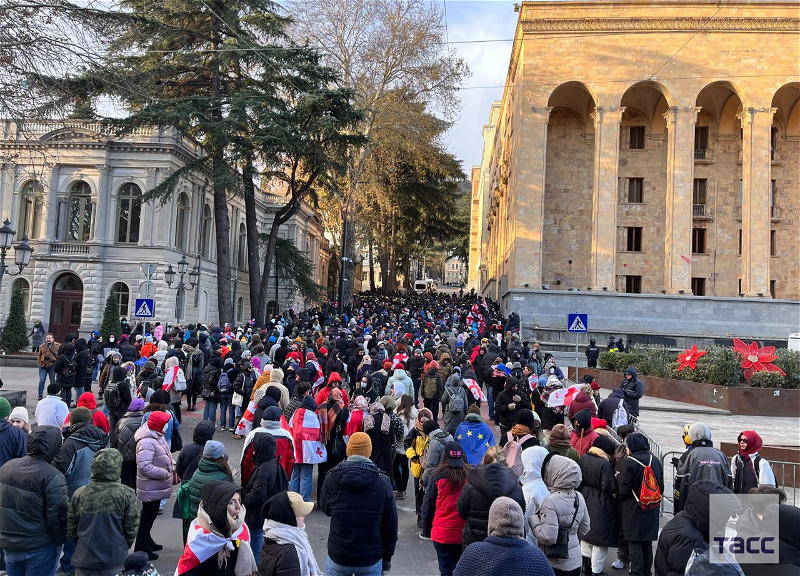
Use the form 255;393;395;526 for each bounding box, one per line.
404;428;429;479
67;448;141;570
233;369;258;402
655;480;741;576
421;472;469;545
457;462;526;546
617;440;663;541
38;341;61;368
598;387;626;427
242;424;295;483
567;392;597;418
675;440;733;512
578;447;618;547
454;414;495;466
30;323;46;348
203;362;221;402
442;383;468;435
54;352;78;388
495;381;522;429
386;369;413;397
732;452;776;494
176;419;216;481
134;425;174;502
620;366;644;417
113;410;145;463
76;347;92;390
406;355;426;380
422;428;454;487
186;457;231;520
453;535;556;576
242;433;288;530
319;458;398;568
0;426;68;551
259;537;302;576
366;411;397;480
530;456;590;573
0;419;27;468
52;422;109;497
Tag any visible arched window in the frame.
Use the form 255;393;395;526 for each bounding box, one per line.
116;183;142;243
68;181;93;242
200;204;212;258
110;282;130;317
18;180;43;240
237;223;247;269
236;297;244;324
175;193;190;251
11;278;30;316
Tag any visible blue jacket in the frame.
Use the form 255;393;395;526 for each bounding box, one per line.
454;535;555;576
0;420;26;468
455;414;496;466
52;422;108;497
319;457;397;567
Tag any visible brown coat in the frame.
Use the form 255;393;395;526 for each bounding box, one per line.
38;342;60;368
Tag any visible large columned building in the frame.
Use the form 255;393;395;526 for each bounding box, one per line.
0;120;330;342
470;1;799;339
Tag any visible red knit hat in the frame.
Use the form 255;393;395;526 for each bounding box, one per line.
591;417;608;430
319;347;328;355
395;363;404;370
383;360;392;370
147;411;171;432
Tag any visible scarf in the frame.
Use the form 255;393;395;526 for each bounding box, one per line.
511;424;534;438
178;504;258;576
415;408;433;432
319;389;344;444
541;377;565;415
262;520;323;576
363;402;390;434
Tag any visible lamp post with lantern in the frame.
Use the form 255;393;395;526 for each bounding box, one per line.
164;254;199;325
0;218;34;302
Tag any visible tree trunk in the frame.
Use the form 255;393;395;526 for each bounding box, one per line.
242;157;262;321
212;152;233;324
368;233;376;291
258;216;281;325
387;209;397;291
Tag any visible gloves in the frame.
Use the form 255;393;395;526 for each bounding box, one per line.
382;561;392;573
512;395;521;403
509;403;516;410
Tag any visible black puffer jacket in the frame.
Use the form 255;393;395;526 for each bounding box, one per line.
319;458;398;567
578;447;618;547
617;433;663;542
598;387;626;426
113;410;145;463
0;426;68;550
655;480;740;576
175;419;215;481
259;491;302;576
457;462;526;546
243;433;287;530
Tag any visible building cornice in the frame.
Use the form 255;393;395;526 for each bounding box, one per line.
519;17;800;33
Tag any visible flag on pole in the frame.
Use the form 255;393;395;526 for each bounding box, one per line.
234;400;258;436
547;384;583;408
289;407;327;464
463;378;487;401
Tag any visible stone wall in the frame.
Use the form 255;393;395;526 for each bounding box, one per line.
502;288;800;340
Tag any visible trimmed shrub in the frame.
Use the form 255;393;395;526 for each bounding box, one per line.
0;289;29;352
749;371;789;389
774;349;800;389
100;294;122;342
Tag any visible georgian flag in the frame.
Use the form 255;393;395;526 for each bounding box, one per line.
393;352;408;368
344;409;366;445
547;384;583;408
177;519;251;575
289;407;327;464
463;378;487;402
234;400;258;436
161;366;185;392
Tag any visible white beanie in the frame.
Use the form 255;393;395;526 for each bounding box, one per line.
9;406;29;424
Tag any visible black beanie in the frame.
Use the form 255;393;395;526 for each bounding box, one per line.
422;419;440;435
112;366;128;381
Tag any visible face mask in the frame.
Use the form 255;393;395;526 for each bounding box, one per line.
361;381;368;388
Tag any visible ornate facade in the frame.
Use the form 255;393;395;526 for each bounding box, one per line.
471;1;799;306
0;120;330;341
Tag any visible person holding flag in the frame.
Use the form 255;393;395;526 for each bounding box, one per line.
455;405;496;466
287;393;326;503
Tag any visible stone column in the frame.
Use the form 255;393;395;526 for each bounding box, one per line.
511;106;551;290
663;106;700;294
43;166;61;241
95;164;112;244
141;167;157;247
590;106;625;291
739;107;775;297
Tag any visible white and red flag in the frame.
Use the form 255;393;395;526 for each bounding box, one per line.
289;407;327;464
177;519;251;575
463;378;487;402
547;384;583;408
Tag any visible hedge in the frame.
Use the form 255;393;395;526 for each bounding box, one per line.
598;344;800;389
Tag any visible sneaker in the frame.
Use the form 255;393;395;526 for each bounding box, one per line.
38;395;43;401
612;560;626;570
221;426;226;431
396;491;406;500
418;533;432;541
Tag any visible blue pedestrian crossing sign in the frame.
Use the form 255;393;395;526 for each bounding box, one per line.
134;298;155;318
567;313;588;333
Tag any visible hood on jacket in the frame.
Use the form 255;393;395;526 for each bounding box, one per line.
543;454;582;491
338;460;383;490
28;426;63;462
66;421;109;448
609;387;625;400
270;368;284;383
391;369;410;381
624;366;638;378
193;420;216;444
463;412;484;424
252;432;277;465
684;480;740;539
471;462;520;500
77;392;97;410
504;377;520;393
689;422;713;444
200;480;242;537
625;432;650;454
570;409;593;434
261;491;296;527
520;446;549;484
92;448;123;482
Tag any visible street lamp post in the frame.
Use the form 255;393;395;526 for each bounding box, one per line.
164;254;199;325
0;218;34;302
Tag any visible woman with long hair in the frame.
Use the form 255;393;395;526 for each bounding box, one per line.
404;407;433;528
394;394;417;499
316;388;349;503
421;442;471;576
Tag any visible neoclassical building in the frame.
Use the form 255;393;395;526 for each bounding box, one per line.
470;1;800;338
0;119;330;342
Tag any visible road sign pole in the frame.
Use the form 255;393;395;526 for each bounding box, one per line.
576;330;579;377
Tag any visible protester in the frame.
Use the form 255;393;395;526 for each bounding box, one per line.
453;497;555;576
106;366;134;442
6;405;30;436
405;408;433;528
259;491;321;576
35;382;70;428
319;432;398;576
114;399;147;489
242;406;295;483
454;404;496;466
364;399;397;482
578;445;618;576
520;446;550;545
675;422;733;513
393;394;416;499
546;424;580;463
421;420;454;488
441;366;468;435
287;393;324;502
0;400;26;466
183;440;233;540
175;419;216;482
37;332;60;400
731;430;776;493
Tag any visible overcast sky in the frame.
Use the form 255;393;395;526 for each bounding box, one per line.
440;1;518;171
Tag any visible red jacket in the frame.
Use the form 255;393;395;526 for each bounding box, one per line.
421;475;468;544
241;427;295;483
568;392;597;418
315;386;349;409
571;428;600;457
140;342;157;359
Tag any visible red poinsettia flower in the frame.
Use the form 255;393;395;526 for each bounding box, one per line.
732;338;786;381
677;345;706;372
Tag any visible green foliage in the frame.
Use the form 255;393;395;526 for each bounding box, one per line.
267;236;324;303
100;294;122;342
774;349;800;389
749;371;790;389
0;289;29;352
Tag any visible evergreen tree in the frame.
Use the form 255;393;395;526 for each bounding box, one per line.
0;289;29;353
100;294;122;342
272;237;324;303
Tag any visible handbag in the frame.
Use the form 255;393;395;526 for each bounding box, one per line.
542;494;579;560
232;392;244;407
170;429;183;453
329;423;346;459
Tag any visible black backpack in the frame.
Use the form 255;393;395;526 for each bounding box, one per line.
62;355;77;379
104;381;123;410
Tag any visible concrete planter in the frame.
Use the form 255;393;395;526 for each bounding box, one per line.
573;368;800;417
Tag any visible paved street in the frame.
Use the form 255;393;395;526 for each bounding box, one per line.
3;363;798;574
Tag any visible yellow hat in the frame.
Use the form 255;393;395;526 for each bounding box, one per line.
287;491;314;517
346;432;372;458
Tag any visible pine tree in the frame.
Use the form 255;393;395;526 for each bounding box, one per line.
0;289;29;353
100;294;122;342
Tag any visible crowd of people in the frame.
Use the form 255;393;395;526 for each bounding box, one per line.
0;291;794;576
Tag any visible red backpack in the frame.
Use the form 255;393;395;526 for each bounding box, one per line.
628;455;662;511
